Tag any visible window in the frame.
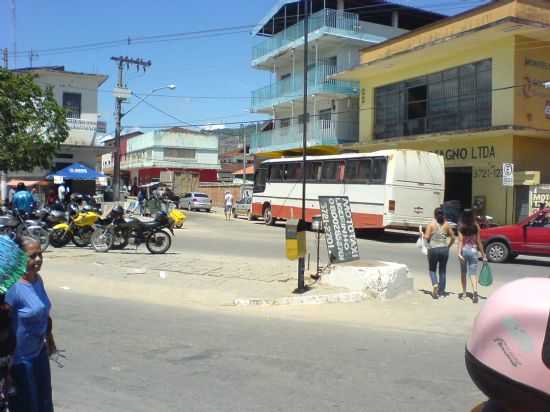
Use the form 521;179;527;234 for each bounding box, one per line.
164;148;195;159
280;73;291;80
374;59;492;139
63;93;82;119
298;113;310;124
269;164;283;182
319;108;332;122
254;168;268;193
371;158;387;184
306;162;322;182
278;118;291;128
344;158;371;183
285;162;303;181
321;161;340;182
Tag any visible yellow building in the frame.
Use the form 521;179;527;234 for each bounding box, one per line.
335;0;550;225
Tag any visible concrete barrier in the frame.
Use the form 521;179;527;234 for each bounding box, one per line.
320;260;413;300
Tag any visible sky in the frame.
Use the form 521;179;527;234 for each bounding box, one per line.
0;0;490;134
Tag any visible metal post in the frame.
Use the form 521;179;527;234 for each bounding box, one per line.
297;0;309;294
113;60;123;202
242;124;247;191
2;48;7;69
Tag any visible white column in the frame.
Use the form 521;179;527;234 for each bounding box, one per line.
392;11;399;28
337;0;344;11
314;41;319;87
0;171;6;206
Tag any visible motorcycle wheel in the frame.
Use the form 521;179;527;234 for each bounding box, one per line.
110;231;129;250
72;227;93;247
49;228;70;248
175;222;184;229
91;227;113;253
145;230;172;254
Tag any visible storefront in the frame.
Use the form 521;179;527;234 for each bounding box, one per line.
335;0;550;225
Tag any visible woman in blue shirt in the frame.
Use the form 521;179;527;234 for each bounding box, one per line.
6;237;55;412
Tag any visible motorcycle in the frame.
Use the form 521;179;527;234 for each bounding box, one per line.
0;209;50;251
91;207;174;254
49;205;102;248
167;204;186;229
34;207;68;230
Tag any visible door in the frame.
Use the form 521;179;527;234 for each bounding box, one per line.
444;167;472;209
525;217;550;254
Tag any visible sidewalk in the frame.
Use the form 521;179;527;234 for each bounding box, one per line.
42;243;488;337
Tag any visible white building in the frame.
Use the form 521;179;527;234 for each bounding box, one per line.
10;66;108;179
250;0;444;157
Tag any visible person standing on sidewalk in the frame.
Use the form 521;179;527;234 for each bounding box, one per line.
458;209;487;304
224;191;234;221
423;207;455;299
7;237;55;412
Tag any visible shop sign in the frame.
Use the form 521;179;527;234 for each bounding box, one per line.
532;186;550;209
318;196;360;264
53;176;63;184
502;163;514;187
434;145;496;162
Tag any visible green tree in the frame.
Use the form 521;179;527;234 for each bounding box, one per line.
0;68;69;173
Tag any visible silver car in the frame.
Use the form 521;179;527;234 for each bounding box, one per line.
232;197;252;219
179;192;212;212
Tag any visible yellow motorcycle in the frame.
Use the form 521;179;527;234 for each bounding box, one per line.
49;206;102;248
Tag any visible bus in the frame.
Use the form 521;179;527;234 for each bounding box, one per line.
251;149;445;230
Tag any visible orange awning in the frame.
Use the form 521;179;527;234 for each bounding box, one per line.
7;179;48;187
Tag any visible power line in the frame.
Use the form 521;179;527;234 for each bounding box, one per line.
7;0;488;58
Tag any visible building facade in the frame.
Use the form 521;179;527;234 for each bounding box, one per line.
249;0;443;158
120;128;220;186
11;66;108;179
336;0;550;225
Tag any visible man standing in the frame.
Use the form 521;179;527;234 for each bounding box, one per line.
224;191;234;221
12;183;35;215
57;184;66;204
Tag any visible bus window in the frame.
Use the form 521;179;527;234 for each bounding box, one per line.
269;164;284;182
253;168;268;193
371;158;388;184
321;161;340;183
345;158;372;183
306;162;322;182
286;162;303;182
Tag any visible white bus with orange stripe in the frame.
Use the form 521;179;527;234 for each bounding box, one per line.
251;149;445;230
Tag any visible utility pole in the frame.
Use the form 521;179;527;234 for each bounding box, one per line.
110;56;151;202
2;48;7;69
297;0;309;293
28;49;38;68
242;124;247;193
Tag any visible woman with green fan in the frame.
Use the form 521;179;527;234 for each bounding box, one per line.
4;237;55;412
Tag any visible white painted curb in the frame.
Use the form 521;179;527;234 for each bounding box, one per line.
234;291;367;306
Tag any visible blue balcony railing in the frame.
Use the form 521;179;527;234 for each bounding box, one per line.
251;61;359;111
252;8;398;63
250;119;358;154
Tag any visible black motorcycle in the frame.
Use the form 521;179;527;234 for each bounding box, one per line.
91;207;174;254
0;208;50;251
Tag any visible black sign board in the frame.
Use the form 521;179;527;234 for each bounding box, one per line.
318;196;360;264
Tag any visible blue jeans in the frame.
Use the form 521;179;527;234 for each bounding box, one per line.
461;246;479;277
10;346;53;412
428;246;449;294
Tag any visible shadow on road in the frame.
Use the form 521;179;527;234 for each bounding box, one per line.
356;230;417;244
505;258;550;267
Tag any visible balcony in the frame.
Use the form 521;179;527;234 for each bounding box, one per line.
251;61;359;112
250;119;358;154
67;118;107;133
252;8;405;67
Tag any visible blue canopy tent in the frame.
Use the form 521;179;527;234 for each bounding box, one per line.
47;163;105;181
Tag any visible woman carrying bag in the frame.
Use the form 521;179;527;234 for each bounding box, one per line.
423;207;455;299
458;209;487;304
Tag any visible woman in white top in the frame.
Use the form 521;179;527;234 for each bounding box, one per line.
423;207;455;299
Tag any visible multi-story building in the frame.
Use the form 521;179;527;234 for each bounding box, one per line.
120;128;221;186
249;0;444;158
335;0;550;224
11;66;108;178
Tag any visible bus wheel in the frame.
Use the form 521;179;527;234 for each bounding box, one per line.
264;206;275;226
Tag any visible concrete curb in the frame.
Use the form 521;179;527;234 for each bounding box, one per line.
234;291;367;306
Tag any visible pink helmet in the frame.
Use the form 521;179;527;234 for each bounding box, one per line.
466;278;550;411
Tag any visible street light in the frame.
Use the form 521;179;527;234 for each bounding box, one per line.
113;84;176;201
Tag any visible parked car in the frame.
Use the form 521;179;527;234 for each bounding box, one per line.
179;192;212;212
232;197;252;220
480;208;550;263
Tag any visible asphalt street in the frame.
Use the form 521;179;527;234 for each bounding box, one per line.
52;289;482;412
175;210;550;284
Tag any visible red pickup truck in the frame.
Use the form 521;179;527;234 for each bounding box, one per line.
480;208;550;263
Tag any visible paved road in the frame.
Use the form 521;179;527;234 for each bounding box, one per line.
175;210;550;284
52;289;482;412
